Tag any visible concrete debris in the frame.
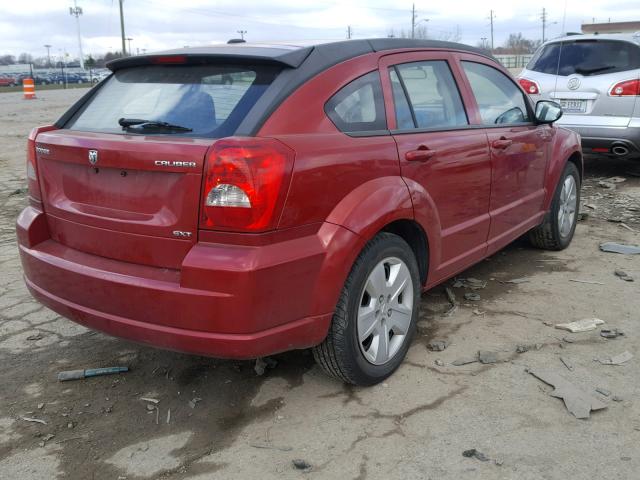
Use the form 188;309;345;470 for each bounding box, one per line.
600;328;624;339
598;180;615;189
595;387;611;397
188;397;202;409
599;242;640;255
612;396;623;402
464;293;481;302
478;350;500;364
597;351;633;366
26;333;43;341
435;359;445;367
569;279;605;285
452;356;479;366
472;309;485;316
528;368;608;419
462;449;490;462
560;357;574;371
501;278;530;284
516;344;542;353
38;434;55;447
614;270;634;282
145;404;155;412
427;340;448;352
21;417;47;425
57;367;129;382
555;318;604;333
292;459;312;471
606;176;626;184
37;403;44;409
453;277;486;290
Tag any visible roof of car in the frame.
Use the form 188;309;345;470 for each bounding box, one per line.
107;38;494;71
542;33;640;46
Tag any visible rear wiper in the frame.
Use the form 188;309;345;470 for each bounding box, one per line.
118;118;192;132
573;65;616;75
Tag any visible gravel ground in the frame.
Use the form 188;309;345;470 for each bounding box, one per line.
0;88;639;480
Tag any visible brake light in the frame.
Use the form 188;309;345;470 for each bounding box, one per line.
151;55;187;64
201;137;295;232
609;79;640;96
518;78;540;95
26;125;56;202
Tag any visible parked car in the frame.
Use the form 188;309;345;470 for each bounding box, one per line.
17;39;582;385
0;74;17;87
519;33;640;159
48;72;86;84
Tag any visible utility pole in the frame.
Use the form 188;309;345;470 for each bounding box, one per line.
488;9;496;50
347;25;352;39
127;38;133;55
411;3;416;39
44;45;52;68
119;0;127;55
541;7;547;43
237;30;247;40
69;0;84;70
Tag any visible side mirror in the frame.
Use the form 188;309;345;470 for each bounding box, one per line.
535;100;563;124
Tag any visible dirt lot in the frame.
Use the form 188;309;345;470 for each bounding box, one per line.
1;88;639;480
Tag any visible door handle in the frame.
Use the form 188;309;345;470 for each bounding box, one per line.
491;138;513;150
405;146;437;162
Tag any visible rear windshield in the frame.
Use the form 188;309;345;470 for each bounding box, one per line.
527;40;640;76
67;64;280;137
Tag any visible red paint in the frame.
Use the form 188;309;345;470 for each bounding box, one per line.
17;45;581;359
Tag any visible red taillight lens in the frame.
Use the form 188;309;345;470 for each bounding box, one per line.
151;55;187;64
27;125;56;202
609;79;640;96
518;78;540;95
201;137;295;232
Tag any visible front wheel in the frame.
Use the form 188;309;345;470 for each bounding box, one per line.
313;232;420;386
529;161;580;250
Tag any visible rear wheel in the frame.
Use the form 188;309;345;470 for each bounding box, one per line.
529;161;580;250
313;232;420;386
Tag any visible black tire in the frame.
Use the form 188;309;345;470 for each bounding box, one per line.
529;161;580;250
313;232;421;386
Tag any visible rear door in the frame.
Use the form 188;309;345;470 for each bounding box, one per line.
457;56;550;252
527;39;640;126
35;62;278;269
380;52;492;283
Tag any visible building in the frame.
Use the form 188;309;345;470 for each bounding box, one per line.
581;21;640;35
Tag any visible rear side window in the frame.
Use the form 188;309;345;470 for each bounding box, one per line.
67;64;280;137
390;60;468;130
325;71;386;133
528;40;640;76
462;61;530;125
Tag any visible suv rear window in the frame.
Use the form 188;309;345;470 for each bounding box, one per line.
527;40;640;76
67;64;280;137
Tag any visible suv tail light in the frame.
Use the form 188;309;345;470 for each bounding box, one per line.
609;79;640;96
518;78;540;95
201;137;295;232
27;125;56;203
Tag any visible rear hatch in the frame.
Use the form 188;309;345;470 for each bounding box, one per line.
523;38;640;126
35;61;280;269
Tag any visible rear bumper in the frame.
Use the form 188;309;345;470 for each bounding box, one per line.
558;122;640;156
17;206;356;359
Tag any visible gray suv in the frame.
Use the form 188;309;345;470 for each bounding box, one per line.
518;34;640;159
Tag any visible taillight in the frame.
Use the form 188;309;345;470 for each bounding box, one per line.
201;137;295;232
518;78;540;95
26;125;56;202
609;79;640;96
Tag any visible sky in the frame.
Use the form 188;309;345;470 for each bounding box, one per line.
0;0;639;60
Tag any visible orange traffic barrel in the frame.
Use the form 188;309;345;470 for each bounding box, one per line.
23;78;36;100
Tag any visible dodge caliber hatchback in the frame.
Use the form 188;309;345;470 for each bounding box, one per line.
18;39;582;385
519;34;640;159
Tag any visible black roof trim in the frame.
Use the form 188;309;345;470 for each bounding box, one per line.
107;45;314;71
367;38;495;59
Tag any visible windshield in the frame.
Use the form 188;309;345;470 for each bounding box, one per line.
67;63;280;137
527;40;640;76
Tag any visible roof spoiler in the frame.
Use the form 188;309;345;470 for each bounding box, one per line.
107;46;313;71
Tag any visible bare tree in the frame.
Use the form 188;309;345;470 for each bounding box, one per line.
18;53;33;64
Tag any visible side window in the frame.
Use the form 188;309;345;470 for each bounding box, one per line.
462;61;531;125
390;60;468;130
325;71;386;133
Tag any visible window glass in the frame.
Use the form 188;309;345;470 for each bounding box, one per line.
68;65;277;137
527;40;640;76
325;71;386;133
392;60;468;129
462;61;530;125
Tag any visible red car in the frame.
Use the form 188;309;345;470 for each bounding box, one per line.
17;39;582;385
0;74;17;87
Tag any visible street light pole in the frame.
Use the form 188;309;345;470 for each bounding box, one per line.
237;30;247;40
119;0;127;55
44;44;52;68
126;38;133;55
69;0;85;70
